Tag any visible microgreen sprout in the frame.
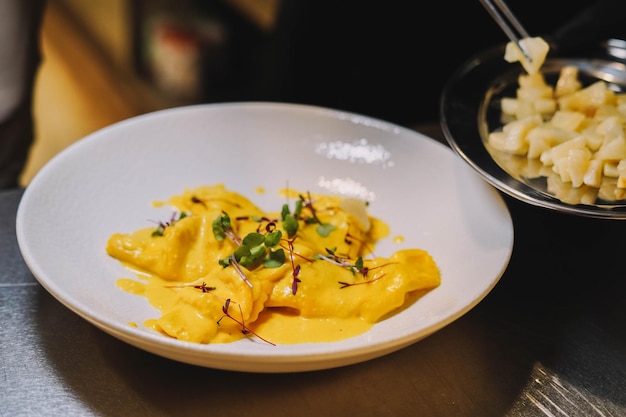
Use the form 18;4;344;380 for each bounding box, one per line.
227;254;253;287
312;247;399;289
338;274;386;289
210;191;372;295
151;211;189;237
214;212;288;287
285;238;301;295
315;247;367;275
280;200;300;237
298;192;336;237
164;282;216;292
212;211;242;244
217;298;275;345
337;260;398;289
216;226;285;269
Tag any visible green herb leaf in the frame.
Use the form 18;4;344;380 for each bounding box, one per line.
263;248;286;268
265;230;282;247
294;199;303;218
316;223;336;237
355;256;364;271
212;213;231;241
151;225;165;237
283;214;299;237
242;232;265;247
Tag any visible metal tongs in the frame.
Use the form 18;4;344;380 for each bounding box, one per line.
479;0;533;63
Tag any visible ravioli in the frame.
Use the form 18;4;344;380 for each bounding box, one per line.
106;184;441;344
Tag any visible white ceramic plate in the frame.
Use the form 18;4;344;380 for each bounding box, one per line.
16;102;513;372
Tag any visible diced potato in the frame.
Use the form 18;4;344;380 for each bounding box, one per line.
560;81;617;115
583;129;604;151
544;136;587;163
533;98;557;115
583;159;604;187
550;110;585;131
595;135;626;161
569;148;592;187
555;66;582;97
519;72;549;90
604;161;619;177
595;104;623;121
552;146;591;187
526;126;577;159
488;114;541;155
501;97;519;116
504;37;550;75
595;115;622;137
517;82;553;102
513;100;537;119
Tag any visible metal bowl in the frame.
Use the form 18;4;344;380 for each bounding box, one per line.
440;40;626;219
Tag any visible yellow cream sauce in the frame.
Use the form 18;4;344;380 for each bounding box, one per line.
107;184;441;345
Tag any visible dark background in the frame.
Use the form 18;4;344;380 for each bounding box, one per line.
250;0;626;127
137;0;626;128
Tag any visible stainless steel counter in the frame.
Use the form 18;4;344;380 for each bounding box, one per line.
2;127;625;416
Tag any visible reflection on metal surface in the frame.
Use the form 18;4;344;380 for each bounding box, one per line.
314;138;393;168
606;38;626;61
507;363;618;416
317;176;376;201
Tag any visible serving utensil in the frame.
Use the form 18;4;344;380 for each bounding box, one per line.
479;0;532;62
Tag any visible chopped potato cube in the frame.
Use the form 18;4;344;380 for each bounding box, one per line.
513;100;537;119
488;114;541;155
501;97;519;116
555;66;582;97
595;104;623;121
560;81;617;115
595;115;623;137
504;37;550;75
567;148;592;187
583;159;604;187
526;126;577;159
550;110;586;131
604;161;619;177
596;136;626;161
541;136;587;167
533;98;557;115
583;130;604;151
